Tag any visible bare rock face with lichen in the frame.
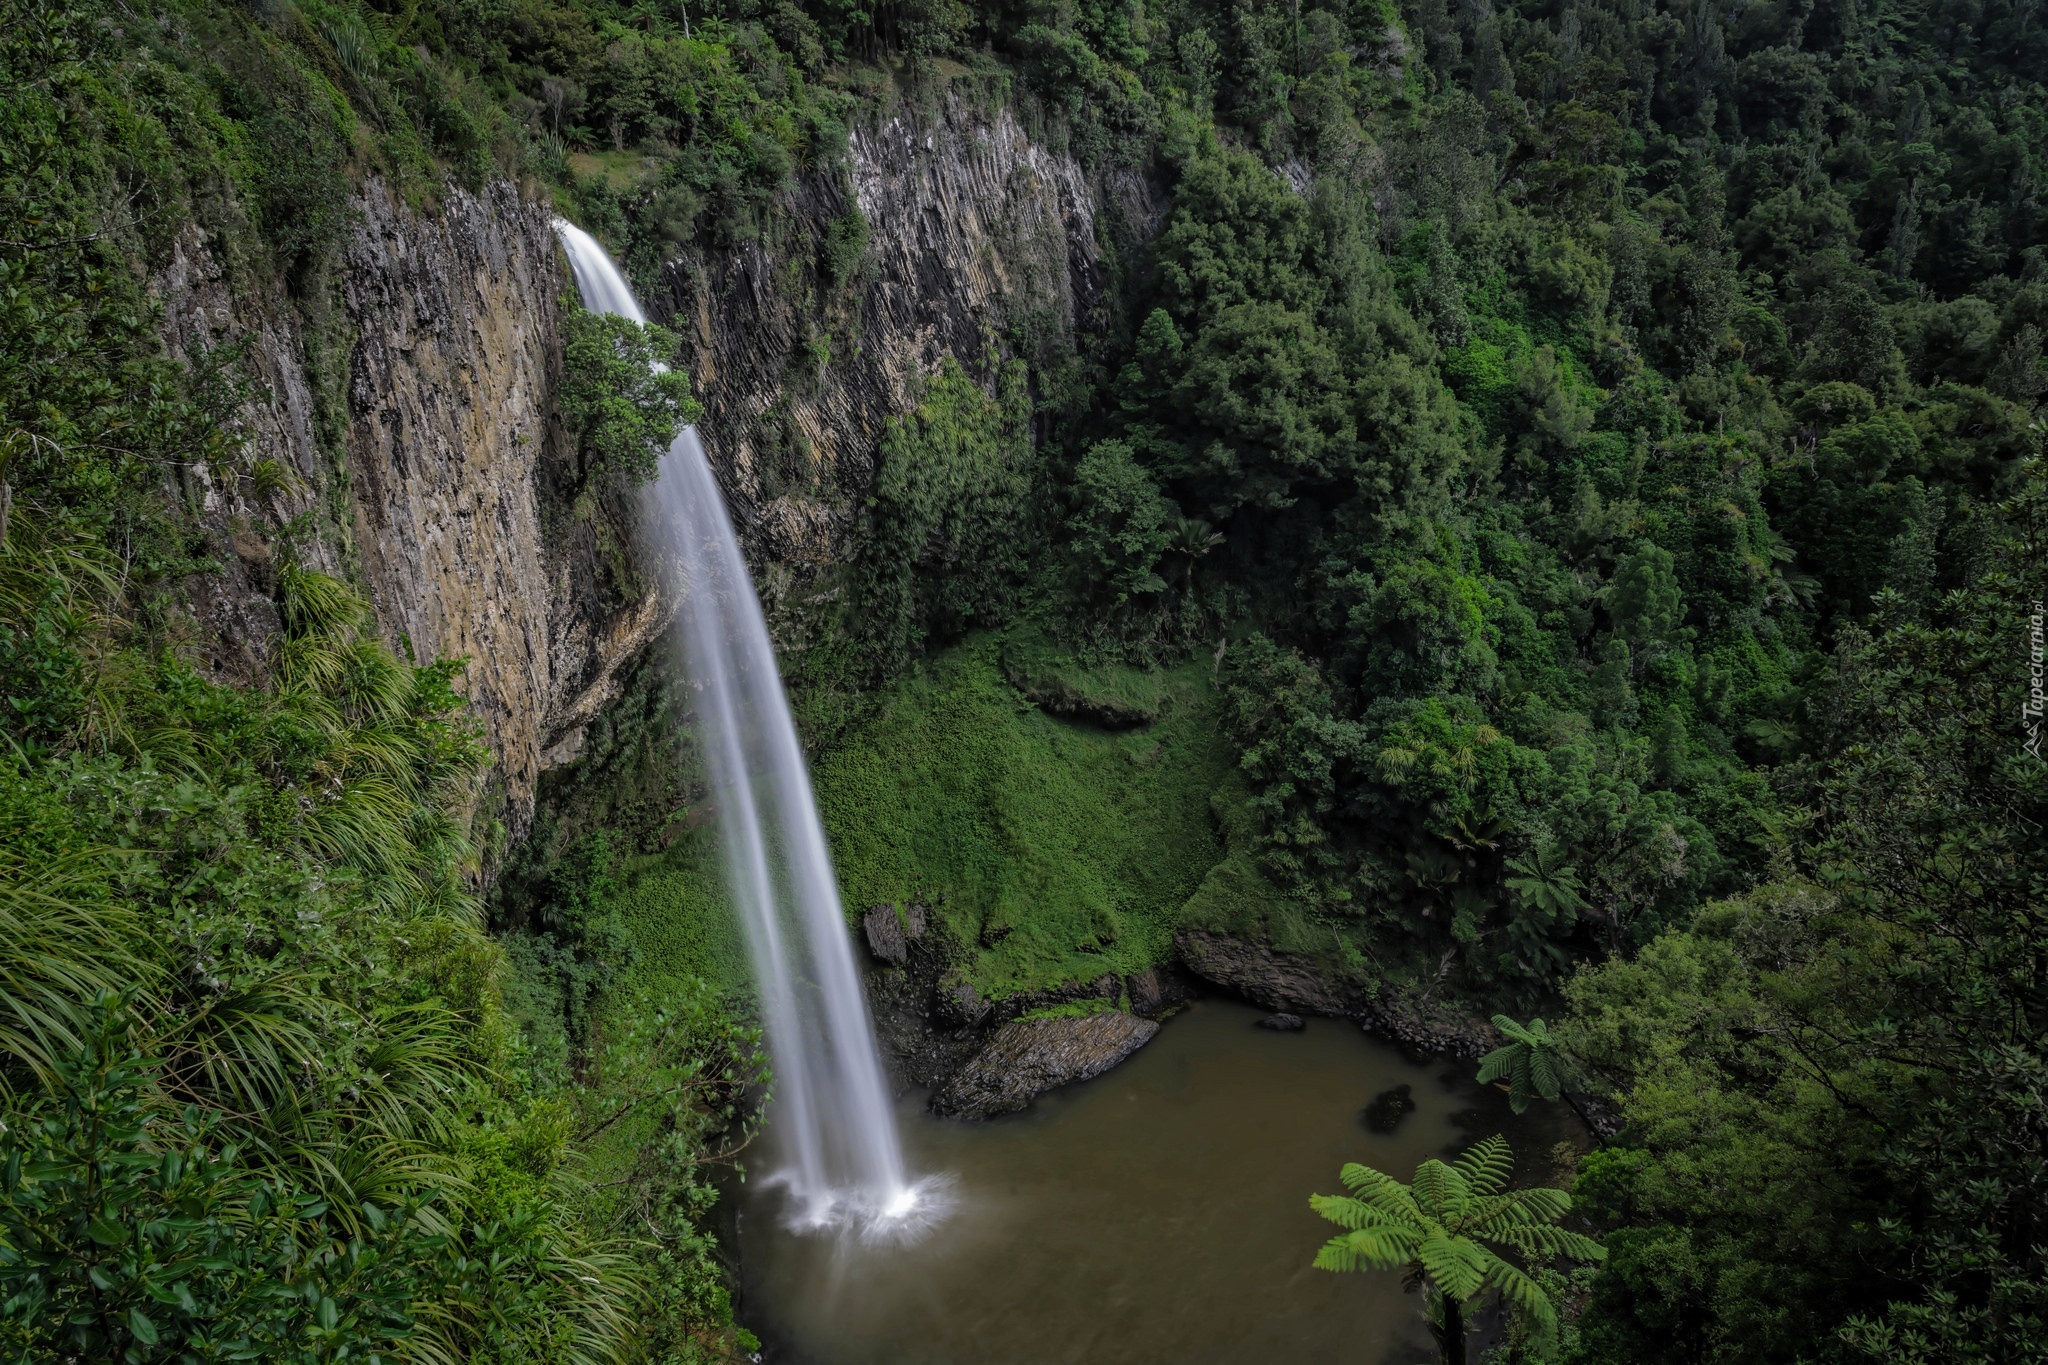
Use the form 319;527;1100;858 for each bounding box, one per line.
152;177;659;850
929;1012;1160;1119
659;87;1158;572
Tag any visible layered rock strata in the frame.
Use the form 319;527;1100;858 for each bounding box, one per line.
1174;929;1499;1058
157;90;1152;850
660;87;1156;568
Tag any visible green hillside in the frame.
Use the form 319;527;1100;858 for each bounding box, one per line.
3;0;2045;1354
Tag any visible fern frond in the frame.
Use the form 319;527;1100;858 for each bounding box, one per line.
1452;1134;1514;1199
1496;1220;1606;1263
1486;1255;1562;1343
1415;1227;1491;1303
1339;1161;1422;1214
1463;1186;1572;1236
1411;1157;1469;1220
1489;1013;1530;1042
1310;1192;1415;1233
1475;1041;1518;1086
1312;1227;1420;1272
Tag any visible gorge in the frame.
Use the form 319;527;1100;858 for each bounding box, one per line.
3;0;2044;1360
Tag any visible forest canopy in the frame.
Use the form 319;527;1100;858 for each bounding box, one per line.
0;0;2043;1355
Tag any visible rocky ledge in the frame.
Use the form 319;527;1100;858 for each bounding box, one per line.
928;1013;1161;1119
1174;929;1499;1059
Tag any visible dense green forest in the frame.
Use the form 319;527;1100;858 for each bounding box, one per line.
1;0;2043;1353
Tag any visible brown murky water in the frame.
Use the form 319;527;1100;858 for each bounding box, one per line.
736;998;1578;1365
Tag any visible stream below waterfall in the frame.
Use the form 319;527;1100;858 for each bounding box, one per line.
734;998;1581;1364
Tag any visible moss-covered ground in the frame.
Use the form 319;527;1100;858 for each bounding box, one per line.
605;633;1295;1011
813;639;1236;998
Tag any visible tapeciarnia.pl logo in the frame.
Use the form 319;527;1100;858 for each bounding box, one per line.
2029;601;2046;759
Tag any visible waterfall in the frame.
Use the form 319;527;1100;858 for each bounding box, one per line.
555;222;933;1235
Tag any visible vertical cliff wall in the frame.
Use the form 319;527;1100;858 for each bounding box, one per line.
153;178;659;848
658;89;1159;571
148;89;1155;861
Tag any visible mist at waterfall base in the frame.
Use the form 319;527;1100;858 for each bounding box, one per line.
555;220;946;1241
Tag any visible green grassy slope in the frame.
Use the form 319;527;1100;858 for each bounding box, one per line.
814;638;1235;998
611;635;1255;1005
614;827;753;997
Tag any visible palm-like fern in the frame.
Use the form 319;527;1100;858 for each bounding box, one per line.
1310;1135;1603;1365
1476;1015;1571;1114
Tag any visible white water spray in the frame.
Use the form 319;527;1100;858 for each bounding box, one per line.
555;221;940;1237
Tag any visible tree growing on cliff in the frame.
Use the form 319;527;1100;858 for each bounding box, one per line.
559;308;700;494
1309;1135;1603;1365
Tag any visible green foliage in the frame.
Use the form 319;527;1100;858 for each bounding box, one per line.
999;624;1178;727
1475;1016;1567;1116
1553;478;2048;1362
502;831;637;1081
10;0;2046;1358
1310;1134;1603;1363
0;1013;446;1363
819;207;870;288
1066;438;1173;604
558;308;699;495
0;2;770;1354
812;640;1232;998
855;360;1036;673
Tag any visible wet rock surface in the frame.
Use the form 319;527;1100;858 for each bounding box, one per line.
1125;965;1192;1018
863;902;926;965
929;1013;1161;1119
1174;930;1498;1058
151;178;656;849
1257;1013;1306;1032
863;909;1197;1107
661;90;1159;573
1173;931;1369;1018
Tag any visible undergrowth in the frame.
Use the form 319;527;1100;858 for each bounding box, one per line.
812;636;1234;999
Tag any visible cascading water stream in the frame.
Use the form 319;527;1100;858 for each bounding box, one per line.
555;221;938;1237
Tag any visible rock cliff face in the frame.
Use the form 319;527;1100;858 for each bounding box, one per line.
658;88;1157;569
152;91;1147;858
930;1012;1161;1119
153;178;657;846
1175;930;1499;1058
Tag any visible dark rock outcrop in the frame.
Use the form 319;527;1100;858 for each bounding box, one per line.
1257;1013;1305;1032
1174;931;1371;1018
152;178;658;849
1174;929;1498;1058
1364;1084;1418;1132
863;902;926;964
1125;964;1192;1018
929;1013;1161;1119
934;971;994;1028
661;90;1155;571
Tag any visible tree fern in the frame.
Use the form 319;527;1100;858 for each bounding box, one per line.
1310;1136;1603;1365
1477;1016;1573;1114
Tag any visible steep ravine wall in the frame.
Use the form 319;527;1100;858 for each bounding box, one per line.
656;89;1160;569
153;92;1151;869
154;178;659;847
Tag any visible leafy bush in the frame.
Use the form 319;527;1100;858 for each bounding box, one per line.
854;359;1037;673
559;308;700;496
